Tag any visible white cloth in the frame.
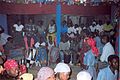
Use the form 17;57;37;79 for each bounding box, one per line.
100;42;115;62
68;26;75;34
0;33;11;45
96;24;103;33
77;71;92;80
13;24;24;32
89;25;96;32
48;42;54;50
34;42;40;48
54;63;70;73
48;24;55;33
97;66;118;80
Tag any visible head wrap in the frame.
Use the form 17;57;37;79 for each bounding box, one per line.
19;65;27;74
54;63;70;73
77;71;92;80
86;37;99;56
20;73;33;80
36;67;54;80
4;59;18;70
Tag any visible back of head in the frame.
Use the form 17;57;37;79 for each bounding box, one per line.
77;71;92;80
54;63;71;73
20;73;33;80
36;67;54;80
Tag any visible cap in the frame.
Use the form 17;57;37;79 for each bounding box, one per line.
54;63;70;73
77;71;92;80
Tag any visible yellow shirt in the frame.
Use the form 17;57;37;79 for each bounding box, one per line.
103;24;113;31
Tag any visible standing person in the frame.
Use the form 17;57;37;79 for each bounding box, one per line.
35;67;55;80
54;63;71;80
77;71;92;80
100;35;115;62
97;55;119;80
47;19;56;42
13;19;24;47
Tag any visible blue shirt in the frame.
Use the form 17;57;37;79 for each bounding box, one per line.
97;66;117;80
61;25;68;34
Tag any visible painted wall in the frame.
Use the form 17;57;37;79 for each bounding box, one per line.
0;14;8;33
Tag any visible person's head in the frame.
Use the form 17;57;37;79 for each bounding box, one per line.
20;73;33;80
38;20;43;26
4;59;19;77
28;18;34;24
92;21;96;26
35;67;55;80
54;63;71;80
108;55;119;70
48;36;52;42
77;71;92;80
101;35;109;44
50;19;55;25
7;37;13;43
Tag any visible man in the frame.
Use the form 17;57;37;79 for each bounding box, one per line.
1;59;26;80
100;35;115;62
54;63;71;80
97;55;119;80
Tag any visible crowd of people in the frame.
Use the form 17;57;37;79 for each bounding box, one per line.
0;17;119;80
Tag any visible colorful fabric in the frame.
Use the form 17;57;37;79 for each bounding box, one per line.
36;67;54;80
4;59;18;70
86;37;99;57
19;65;27;74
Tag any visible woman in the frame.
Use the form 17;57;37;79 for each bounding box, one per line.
35;67;55;80
54;63;71;80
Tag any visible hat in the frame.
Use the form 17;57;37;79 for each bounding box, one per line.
20;73;33;80
77;71;92;80
54;63;70;73
4;59;18;70
36;67;54;80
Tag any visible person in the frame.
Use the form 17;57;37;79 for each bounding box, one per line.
12;19;24;47
100;35;115;62
0;59;26;80
54;62;71;80
35;67;55;80
77;71;92;80
0;25;11;46
97;55;119;80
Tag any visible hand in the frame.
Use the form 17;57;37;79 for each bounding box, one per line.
0;66;5;74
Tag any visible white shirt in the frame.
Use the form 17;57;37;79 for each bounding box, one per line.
0;33;11;45
13;24;24;32
89;25;96;32
96;24;103;33
100;42;115;62
48;24;55;33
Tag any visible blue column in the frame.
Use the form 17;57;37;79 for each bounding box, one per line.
56;2;61;46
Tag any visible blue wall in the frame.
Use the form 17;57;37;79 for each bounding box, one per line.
0;14;8;33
